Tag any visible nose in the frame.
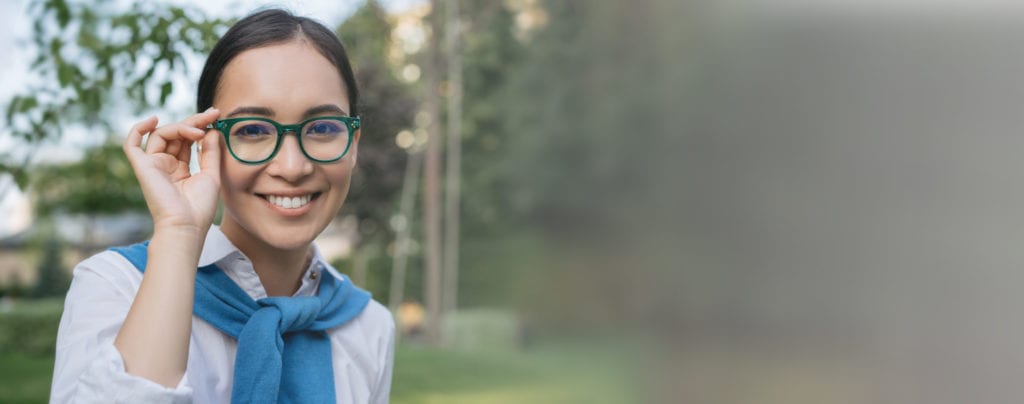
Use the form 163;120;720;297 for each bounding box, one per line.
265;132;314;182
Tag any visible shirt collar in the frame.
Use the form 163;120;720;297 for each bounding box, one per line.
199;225;328;300
198;224;242;267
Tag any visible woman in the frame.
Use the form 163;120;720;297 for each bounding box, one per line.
50;9;394;404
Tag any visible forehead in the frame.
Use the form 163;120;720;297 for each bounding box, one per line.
214;41;350;116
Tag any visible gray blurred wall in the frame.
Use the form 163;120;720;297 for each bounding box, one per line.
647;2;1024;403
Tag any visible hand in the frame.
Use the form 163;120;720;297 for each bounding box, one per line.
123;108;222;236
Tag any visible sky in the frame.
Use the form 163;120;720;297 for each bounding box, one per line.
0;0;424;237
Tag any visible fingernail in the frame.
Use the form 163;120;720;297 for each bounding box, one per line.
205;107;217;113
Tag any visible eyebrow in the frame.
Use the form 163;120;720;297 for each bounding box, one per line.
225;104;349;119
305;104;349;117
226;106;274;118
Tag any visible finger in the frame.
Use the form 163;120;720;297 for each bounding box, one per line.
166;138;182;158
181;107;221;131
176;140;193;165
146;123;207;155
145;130;167;154
124;116;158;164
124;116;158;150
198;129;221;177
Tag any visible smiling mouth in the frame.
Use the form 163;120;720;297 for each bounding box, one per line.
257;192;322;209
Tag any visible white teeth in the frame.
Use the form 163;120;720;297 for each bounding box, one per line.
266;194;312;209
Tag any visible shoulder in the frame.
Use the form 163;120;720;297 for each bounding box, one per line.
359;299;395;335
75;248;144;283
321;266;395;339
68;248;145;299
323;265;393;322
346;298;395;362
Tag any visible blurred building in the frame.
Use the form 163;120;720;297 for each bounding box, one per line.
0;212;151;288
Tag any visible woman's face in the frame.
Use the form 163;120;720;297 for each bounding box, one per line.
212;40;358;252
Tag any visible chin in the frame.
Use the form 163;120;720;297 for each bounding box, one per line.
261;234;315;251
220;208;327;254
255;220;326;251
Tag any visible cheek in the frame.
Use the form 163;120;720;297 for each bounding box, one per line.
328;165;354;189
324;162;356;198
219;156;260;193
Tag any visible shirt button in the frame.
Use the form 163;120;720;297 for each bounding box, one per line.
310;271;318;280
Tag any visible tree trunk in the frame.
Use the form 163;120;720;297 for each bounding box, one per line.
422;0;445;346
388;150;423;314
442;0;463;322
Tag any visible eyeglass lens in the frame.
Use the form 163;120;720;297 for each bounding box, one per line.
227;119;350;162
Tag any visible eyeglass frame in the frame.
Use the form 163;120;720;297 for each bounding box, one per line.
207;116;361;165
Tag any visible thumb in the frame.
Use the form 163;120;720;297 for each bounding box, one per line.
198;129;221;178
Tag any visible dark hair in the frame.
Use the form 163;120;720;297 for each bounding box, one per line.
196;9;359;116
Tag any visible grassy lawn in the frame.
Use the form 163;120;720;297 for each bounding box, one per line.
0;352;54;404
0;342;636;403
392;342;637;404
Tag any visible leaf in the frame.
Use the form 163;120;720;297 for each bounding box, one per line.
21;96;38;112
4;97;21;122
142;64;156;81
54;0;70;26
57;64;73;86
48;37;63;59
159;81;172;105
14;169;29;190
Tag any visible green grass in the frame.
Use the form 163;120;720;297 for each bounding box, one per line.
0;342;637;404
0;352;54;404
392;342;638;404
0;298;62;403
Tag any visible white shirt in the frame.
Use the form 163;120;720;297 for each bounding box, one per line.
51;226;395;404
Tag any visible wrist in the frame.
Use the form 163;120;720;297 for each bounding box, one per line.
146;230;205;273
151;224;208;250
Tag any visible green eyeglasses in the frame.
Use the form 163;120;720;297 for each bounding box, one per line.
208;116;360;165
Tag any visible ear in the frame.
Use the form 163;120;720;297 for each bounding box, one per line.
349;128;361;164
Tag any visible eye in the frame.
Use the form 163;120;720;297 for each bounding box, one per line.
307;121;344;135
233;122;273;138
304;120;347;140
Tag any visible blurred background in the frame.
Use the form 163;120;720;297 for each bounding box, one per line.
5;0;1024;403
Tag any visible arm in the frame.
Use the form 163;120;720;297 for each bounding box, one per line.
113;109;221;387
112;228;203;387
51;254;193;403
370;309;397;404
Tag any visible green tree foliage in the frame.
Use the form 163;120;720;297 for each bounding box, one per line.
356;0;532;308
457;0;524;235
443;0;527;308
3;0;230;188
30;234;69;298
503;0;690;236
31;143;145;216
337;1;417;247
498;0;692;331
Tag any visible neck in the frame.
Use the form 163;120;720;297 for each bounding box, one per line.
219;220;311;297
